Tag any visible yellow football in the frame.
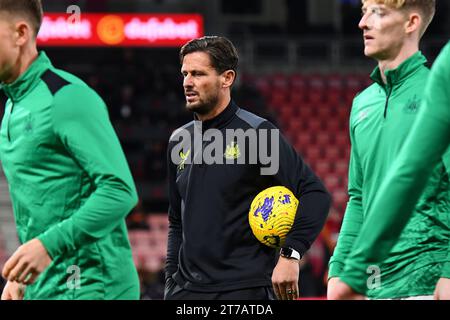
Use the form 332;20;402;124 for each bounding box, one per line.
248;186;299;248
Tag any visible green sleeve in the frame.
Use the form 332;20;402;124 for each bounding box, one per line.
341;42;450;293
37;84;138;258
328;120;364;278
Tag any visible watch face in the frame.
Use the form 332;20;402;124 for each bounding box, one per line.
280;247;300;260
280;247;293;257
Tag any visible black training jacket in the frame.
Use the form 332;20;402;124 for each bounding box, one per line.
165;100;331;292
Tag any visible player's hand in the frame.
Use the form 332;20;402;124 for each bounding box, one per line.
2;239;52;285
434;278;450;300
1;281;26;300
272;256;300;300
327;277;365;300
327;277;342;299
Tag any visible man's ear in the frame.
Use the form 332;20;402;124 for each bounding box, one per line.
14;21;32;46
405;12;421;35
222;70;236;89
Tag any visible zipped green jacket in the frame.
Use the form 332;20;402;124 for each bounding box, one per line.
328;52;450;299
340;42;450;295
0;52;140;300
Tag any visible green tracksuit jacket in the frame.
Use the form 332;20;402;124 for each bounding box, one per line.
328;51;450;299
0;52;140;299
340;42;450;295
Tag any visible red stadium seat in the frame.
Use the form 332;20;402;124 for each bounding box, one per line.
306;118;323;133
345;74;364;91
269;91;288;109
290;90;306;105
307;91;324;104
327;74;344;90
307;75;326;104
281;102;299;117
288;118;304;134
315;131;330;146
296;132;313;147
272;73;289;91
290;73;307;91
254;77;271;97
323;174;341;192
304;146;323;164
334;160;348;176
314;160;332;178
298;104;314;119
316;105;333;118
325;74;344;105
323;145;341;162
333;187;348;201
326;91;342;105
309;74;326;90
325;118;345;133
279;107;296;125
335;132;349;147
342;176;349;189
337;103;351;117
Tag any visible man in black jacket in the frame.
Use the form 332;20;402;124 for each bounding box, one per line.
165;36;331;300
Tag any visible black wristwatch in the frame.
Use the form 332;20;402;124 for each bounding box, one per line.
279;247;301;260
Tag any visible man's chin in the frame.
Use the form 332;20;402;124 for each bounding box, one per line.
364;47;375;58
186;102;207;115
364;47;384;60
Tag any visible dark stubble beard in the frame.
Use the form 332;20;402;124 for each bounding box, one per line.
186;91;219;116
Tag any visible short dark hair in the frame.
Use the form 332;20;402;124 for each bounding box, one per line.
0;0;43;38
180;36;239;75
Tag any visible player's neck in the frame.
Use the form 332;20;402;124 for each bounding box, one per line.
378;43;419;84
196;95;231;122
3;45;39;84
